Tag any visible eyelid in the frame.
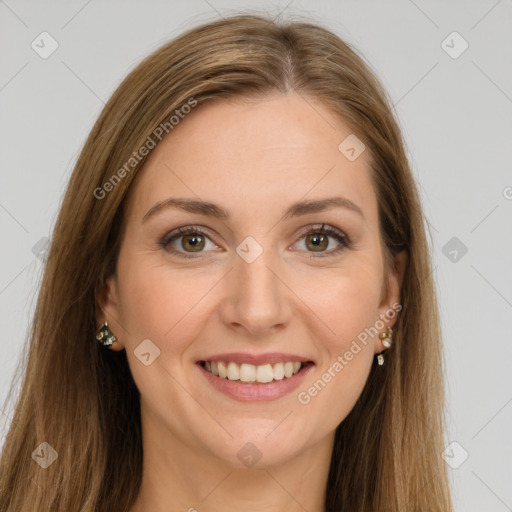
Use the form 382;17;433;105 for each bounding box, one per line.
293;223;349;243
290;223;352;256
160;225;221;259
160;225;218;245
160;223;352;259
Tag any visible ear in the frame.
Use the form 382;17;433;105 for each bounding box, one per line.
96;274;125;351
375;249;408;354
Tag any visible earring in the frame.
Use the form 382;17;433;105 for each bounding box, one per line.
96;322;117;348
379;326;393;348
376;326;394;366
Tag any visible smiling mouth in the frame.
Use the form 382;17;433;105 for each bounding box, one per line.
199;360;313;384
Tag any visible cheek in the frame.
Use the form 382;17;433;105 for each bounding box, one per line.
294;262;382;422
330;281;382;346
310;259;383;351
114;261;217;405
116;256;216;351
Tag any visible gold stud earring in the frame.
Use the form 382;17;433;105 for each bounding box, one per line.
96;322;117;348
376;326;394;366
379;326;393;348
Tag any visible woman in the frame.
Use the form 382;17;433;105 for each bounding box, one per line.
0;13;453;511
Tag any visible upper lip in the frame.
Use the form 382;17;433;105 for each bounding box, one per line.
197;352;314;366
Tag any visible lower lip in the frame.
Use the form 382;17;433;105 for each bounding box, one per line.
197;362;314;402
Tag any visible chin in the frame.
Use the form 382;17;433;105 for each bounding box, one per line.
204;419;312;469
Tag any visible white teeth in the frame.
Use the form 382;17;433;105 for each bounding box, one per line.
273;362;284;380
227;361;239;381
203;360;305;383
256;364;274;383
240;363;256;383
217;361;228;379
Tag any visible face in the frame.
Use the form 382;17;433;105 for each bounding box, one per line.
99;91;406;468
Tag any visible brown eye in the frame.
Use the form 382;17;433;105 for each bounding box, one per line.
305;233;329;252
181;233;205;252
161;226;219;259
293;224;351;257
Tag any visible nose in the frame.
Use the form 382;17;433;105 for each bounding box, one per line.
218;245;293;337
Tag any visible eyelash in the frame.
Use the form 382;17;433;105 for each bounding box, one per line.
159;224;352;260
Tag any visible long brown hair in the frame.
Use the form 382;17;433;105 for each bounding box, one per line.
0;12;453;511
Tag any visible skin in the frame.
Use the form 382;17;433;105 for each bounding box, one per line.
98;91;407;512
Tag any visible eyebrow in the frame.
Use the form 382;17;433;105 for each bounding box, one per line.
142;196;365;223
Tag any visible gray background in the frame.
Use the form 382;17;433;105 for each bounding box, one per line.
1;1;511;510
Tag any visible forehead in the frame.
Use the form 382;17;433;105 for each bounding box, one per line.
125;91;378;225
